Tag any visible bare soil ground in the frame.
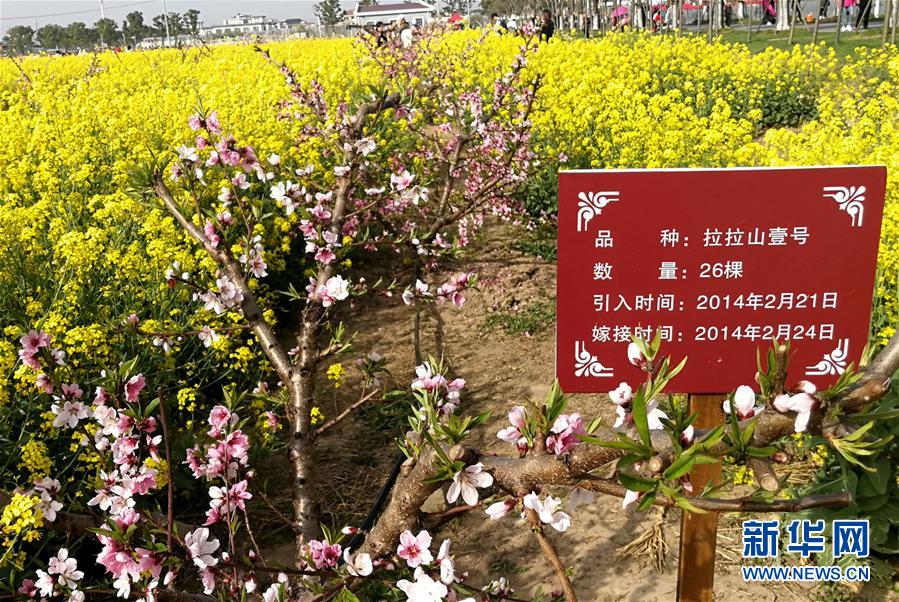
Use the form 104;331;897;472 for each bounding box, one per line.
261;224;895;601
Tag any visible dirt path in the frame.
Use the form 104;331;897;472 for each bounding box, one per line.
267;224;839;600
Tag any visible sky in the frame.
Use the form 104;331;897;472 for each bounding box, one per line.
0;0;350;35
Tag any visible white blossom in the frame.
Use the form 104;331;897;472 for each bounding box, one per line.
446;463;493;506
184;528;220;570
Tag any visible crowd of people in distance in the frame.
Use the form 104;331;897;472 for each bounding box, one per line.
489;10;557;39
360;10;557;50
360;17;416;48
487;0;878;35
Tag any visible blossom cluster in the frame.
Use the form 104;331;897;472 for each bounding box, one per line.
411;361;466;415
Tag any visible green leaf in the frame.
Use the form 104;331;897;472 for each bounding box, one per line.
544;380;567;425
692;454;721;465
876;499;899;523
698;425;725;449
673;493;708;514
630;334;650;361
746;446;778;458
422;431;450;465
740;417;758;446
616;453;644;471
841;421;875;442
618;472;658;492
89;528;118;540
856;492;889;512
850;409;899;421
635;491;657;512
649;328;663;359
578;434;643;452
333;589;361;602
144;397;161;417
664;449;699;480
858;457;890;496
631;388;651;448
667;356;688;382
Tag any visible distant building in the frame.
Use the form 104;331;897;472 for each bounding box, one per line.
284;18;314;29
352;2;437;27
137;34;193;49
201;13;288;37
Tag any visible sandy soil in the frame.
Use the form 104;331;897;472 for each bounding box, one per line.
262;225;893;601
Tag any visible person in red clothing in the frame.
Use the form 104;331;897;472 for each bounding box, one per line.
761;0;777;24
841;0;856;30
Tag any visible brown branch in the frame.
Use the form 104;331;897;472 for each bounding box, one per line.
246;564;318;576
311;579;354;602
256;490;299;534
47;511;99;534
6;54;32;85
525;508;577;602
152;178;294;384
421;504;476;531
748;458;780;492
768;340;790;406
576;476;850;512
241;507;267;566
154;589;216;602
158;389;175;551
836;330;898;411
154;176;319;544
5;506;195;538
359;332;898;562
313;388;381;437
359;445;473;558
837;375;893;413
863;329;899;382
647;450;674;474
122;325;251;337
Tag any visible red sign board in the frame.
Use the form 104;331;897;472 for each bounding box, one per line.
556;167;886;393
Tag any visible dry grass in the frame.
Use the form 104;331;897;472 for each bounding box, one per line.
617;507;671;574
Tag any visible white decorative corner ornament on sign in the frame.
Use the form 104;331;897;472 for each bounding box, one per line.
577;191;619;232
574;341;614;377
805;339;849;377
822;186;865;227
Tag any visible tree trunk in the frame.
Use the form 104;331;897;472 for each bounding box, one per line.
289;308;325;551
670;0;681;30
713;0;724;28
776;0;791;28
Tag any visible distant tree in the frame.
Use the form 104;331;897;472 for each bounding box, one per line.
65;22;97;50
152;14;167;36
441;0;473;15
2;25;35;55
358;0;380;5
480;0;540;13
314;0;345;26
94;18;119;46
183;9;202;35
152;12;184;37
122;11;149;44
36;24;67;51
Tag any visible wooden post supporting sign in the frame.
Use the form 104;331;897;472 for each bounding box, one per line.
676;394;724;602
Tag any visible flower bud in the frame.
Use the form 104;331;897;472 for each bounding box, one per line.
772;450;791;464
795;380;817;395
627;342;646;368
680;424;695;446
